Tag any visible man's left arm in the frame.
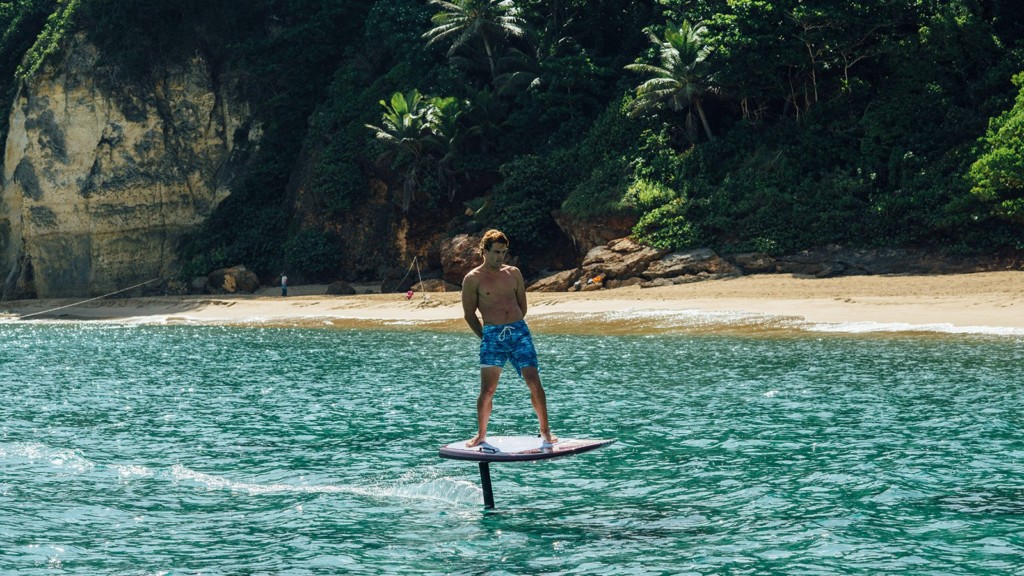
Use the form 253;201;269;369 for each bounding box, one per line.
514;268;528;316
462;274;484;339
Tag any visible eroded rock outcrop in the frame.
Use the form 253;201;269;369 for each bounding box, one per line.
643;248;740;279
580;237;668;279
528;269;584;292
0;33;256;299
527;236;1017;293
440;234;482;286
552;210;637;256
528;238;741;292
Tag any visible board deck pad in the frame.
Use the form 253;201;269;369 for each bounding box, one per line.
439;435;615;462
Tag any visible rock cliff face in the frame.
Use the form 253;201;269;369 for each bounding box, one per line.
0;33;255;299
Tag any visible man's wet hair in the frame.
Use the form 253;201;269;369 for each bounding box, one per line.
480;229;510;251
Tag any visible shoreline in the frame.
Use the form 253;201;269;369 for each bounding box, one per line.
3;271;1023;336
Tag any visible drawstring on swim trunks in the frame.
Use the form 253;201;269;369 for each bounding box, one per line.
498;325;514;341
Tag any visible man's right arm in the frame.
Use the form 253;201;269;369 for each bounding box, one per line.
462;274;483;339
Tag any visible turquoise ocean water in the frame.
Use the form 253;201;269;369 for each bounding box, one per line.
2;316;1023;574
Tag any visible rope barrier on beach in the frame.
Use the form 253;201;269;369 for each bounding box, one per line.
18;278;160;320
395;257;427;299
413;256;427;299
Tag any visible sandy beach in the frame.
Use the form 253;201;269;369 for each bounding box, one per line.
3;271;1022;335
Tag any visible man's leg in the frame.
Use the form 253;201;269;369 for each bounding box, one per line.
521;366;556;443
467;366;502;447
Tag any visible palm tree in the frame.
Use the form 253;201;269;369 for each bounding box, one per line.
367;91;474;209
626;20;715;142
365;91;435;211
422;0;525;82
424;96;469;202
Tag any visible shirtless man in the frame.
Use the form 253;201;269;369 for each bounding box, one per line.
462;229;556;448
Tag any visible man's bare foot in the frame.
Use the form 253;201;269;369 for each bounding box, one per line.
541;431;558;444
466;434;485;447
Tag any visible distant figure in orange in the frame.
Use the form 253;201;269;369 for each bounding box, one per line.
461;229;556;449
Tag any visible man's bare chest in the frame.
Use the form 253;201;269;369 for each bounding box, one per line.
477;274;516;300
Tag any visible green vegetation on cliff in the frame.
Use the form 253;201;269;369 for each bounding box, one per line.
3;0;1022;281
0;0;59;143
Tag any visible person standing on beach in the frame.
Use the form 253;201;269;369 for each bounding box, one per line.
281;273;288;297
461;229;557;448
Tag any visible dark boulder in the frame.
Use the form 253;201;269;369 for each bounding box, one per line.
412;279;461;292
727;253;777;274
326;281;357;295
207;265;259;294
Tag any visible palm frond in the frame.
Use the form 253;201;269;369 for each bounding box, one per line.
624;19;714;139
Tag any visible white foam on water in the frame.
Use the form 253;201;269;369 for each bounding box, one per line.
14;302;1019;337
381;319;452;328
802;320;1024;336
544;309;1024;337
116;464;156;479
540;309;784;333
387;468;481;504
0;442;95;473
383;477;481;505
598;308;765;324
168;464;480;505
11;304;1022;337
3;443;162;480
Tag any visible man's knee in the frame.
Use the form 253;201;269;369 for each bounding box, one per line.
521;367;543;390
480;367;501;395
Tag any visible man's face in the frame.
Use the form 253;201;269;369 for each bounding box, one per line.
484;243;508;267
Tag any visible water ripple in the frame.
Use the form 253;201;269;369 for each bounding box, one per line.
1;324;1022;573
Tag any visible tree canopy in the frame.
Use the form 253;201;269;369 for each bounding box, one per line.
2;0;1021;280
970;72;1024;223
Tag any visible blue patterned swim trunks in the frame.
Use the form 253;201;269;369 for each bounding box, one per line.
479;319;539;376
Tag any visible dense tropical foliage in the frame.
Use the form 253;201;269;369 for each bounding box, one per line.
2;0;1022;280
969;72;1024;223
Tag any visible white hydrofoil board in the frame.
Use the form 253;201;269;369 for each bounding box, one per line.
439;435;615;462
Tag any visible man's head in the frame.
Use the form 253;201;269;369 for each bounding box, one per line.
479;229;509;268
480;229;509;252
